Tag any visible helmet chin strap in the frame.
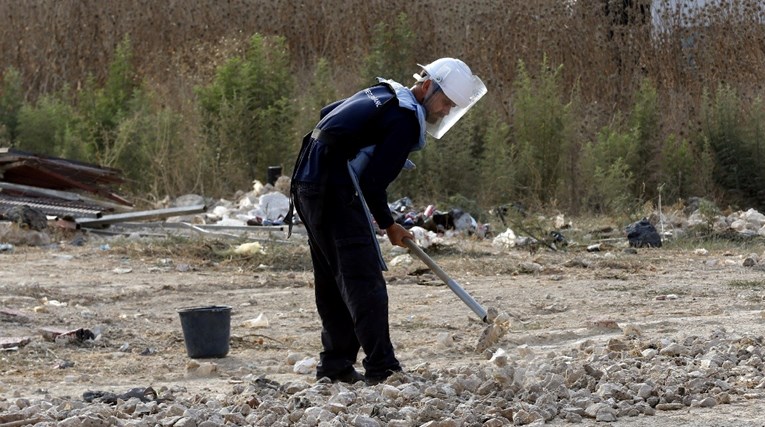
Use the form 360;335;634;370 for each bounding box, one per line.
422;81;442;103
421;81;442;122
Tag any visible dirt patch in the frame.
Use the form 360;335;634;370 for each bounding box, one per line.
2;231;765;425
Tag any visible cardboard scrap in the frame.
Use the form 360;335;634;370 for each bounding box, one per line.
0;336;32;349
0;308;32;322
40;327;95;343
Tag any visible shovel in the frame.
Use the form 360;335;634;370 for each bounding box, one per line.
403;238;489;323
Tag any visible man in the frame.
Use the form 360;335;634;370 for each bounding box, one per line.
289;58;487;384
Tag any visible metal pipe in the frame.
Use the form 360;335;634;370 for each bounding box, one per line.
403;238;489;323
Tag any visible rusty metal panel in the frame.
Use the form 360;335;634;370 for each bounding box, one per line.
0;148;133;211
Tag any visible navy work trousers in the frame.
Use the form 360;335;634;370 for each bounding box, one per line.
294;181;401;380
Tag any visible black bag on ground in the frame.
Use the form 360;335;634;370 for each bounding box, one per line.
626;218;662;248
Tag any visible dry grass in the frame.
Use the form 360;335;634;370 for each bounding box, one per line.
2;0;764;129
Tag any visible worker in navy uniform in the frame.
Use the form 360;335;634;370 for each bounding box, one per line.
289;58;487;384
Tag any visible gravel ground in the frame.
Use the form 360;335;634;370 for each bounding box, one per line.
2;228;765;426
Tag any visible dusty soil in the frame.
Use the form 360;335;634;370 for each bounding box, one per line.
2;227;765;426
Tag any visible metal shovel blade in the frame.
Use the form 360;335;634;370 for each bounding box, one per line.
403;238;489;323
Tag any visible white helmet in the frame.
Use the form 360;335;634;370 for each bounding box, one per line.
414;58;487;138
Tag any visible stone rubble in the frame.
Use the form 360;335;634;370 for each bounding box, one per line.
2;329;765;425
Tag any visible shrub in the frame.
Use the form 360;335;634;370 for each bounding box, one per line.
477;113;514;208
292;57;339;154
15;91;79;158
658;134;695;203
579;119;638;214
196;33;295;194
360;12;416;87
113;102;186;197
700;84;765;210
628;78;662;202
512;58;573;209
0;67;23;145
75;36;140;166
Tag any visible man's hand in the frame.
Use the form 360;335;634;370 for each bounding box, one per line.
385;223;414;248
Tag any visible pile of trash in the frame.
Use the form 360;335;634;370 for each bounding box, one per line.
3;153;765;252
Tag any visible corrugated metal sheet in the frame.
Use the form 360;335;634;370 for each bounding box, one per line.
0;194;105;218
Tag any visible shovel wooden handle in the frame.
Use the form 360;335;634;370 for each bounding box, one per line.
403;238;489;323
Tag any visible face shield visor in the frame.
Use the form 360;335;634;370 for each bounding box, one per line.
414;59;488;139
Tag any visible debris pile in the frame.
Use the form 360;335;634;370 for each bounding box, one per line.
2;148;765;252
0;147;131;219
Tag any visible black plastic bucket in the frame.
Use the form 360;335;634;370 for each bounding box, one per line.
267;165;282;185
177;305;232;358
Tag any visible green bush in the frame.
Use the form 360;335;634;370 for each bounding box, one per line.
15;91;79;158
293;57;339;139
113;102;186;197
76;36;140;166
658;134;695;203
477;113;514;208
700;84;765;210
628;78;662;202
0;67;23;145
196;33;295;193
579;120;638;214
360;12;416;87
512;58;573;209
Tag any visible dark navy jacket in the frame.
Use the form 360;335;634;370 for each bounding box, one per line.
293;83;420;230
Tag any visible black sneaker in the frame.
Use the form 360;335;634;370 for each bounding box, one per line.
322;369;366;384
365;368;402;385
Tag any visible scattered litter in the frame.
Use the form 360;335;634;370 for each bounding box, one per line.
390;254;414;267
0;336;32;350
0;243;14;252
112;267;133;274
409;226;439;248
656;294;679;301
492;228;517;249
56;360;75;369
43;298;67;307
40;327;95;344
293;357;317;374
242;313;269;328
234;242;265;255
626;218;662;248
